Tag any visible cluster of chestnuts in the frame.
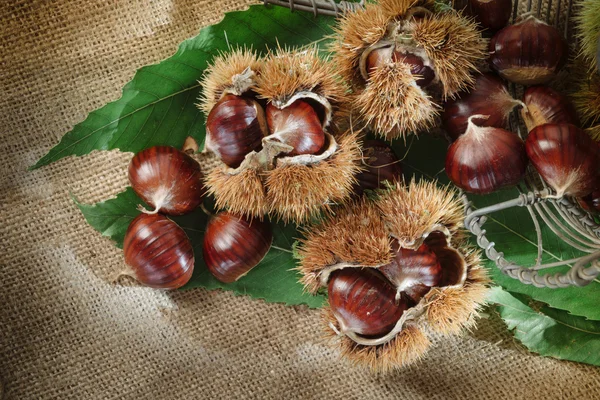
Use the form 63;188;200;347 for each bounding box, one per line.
122;145;274;288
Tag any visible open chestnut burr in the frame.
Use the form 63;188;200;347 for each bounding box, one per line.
200;48;361;223
331;0;486;139
489;15;568;85
297;181;489;371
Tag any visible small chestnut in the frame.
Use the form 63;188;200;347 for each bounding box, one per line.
379;240;442;304
354;140;403;195
128;146;204;215
521;86;580;132
489;16;568;85
205;94;268;168
577;182;600;214
467;0;512;32
202;212;273;283
123;213;194;289
442;72;523;140
366;47;435;88
445;114;528;194
265;99;326;156
328;268;407;337
526;123;600;197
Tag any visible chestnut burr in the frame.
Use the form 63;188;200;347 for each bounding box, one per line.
328;268;407;337
123;213;194;289
128;146;204;215
203;212;273;283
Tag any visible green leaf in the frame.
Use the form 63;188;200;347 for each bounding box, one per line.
31;5;335;170
489;287;600;366
75;187;324;308
393;136;600;321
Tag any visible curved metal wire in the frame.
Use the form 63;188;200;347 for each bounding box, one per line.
263;0;600;288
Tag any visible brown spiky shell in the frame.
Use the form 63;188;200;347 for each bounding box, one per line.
200;48;362;223
571;59;600;141
331;0;485;139
575;0;600;73
296;180;489;371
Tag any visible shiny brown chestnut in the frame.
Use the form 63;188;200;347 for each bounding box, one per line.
577;182;600;214
265;100;326;156
123;213;194;289
445;115;528;194
354;140;403;195
526;123;599;197
128;146;204;215
366;47;435;88
380;240;442;304
442;72;523;140
328;268;408;337
205;94;268;168
521;86;580;132
467;0;512;32
203;212;273;283
489;16;568;85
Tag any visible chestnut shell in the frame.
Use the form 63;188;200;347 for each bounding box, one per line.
203;212;273;283
525;123;599;197
206;94;267;168
521;86;580;132
128;146;204;215
123;213;194;289
354;140;403;195
489;16;568;85
328;268;407;337
467;0;512;32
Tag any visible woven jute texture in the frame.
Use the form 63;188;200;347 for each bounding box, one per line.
1;1;599;399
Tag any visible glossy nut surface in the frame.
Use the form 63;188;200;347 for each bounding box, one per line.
354;140;403;195
526;123;599;197
328;268;407;337
123;213;194;289
266;100;325;156
521;86;579;132
468;0;512;32
489;16;568;85
128;146;204;215
203;212;273;283
445;118;528;194
392;52;435;88
206;94;267;168
442;73;518;140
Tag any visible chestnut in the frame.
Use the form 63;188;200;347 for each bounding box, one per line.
328;268;408;337
353;140;403;195
467;0;512;32
366;47;435;88
202;212;273;283
205;94;268;168
521;86;580;132
442;72;523;140
123;213;194;289
489;16;568;85
380;240;442;304
265;99;325;156
445;115;528;194
128;146;204;215
526;123;600;197
577;183;600;214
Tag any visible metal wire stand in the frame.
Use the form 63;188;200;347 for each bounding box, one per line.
263;0;600;288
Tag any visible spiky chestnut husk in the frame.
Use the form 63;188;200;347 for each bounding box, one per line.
570;59;600;141
202;48;361;223
331;0;486;139
575;0;600;73
297;181;489;371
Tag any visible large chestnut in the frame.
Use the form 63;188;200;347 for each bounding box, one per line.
467;0;512;32
445;115;528;194
205;94;268;168
328;268;407;337
526;123;599;197
265;99;325;156
202;212;273;283
380;240;442;304
128;146;204;215
123;213;194;289
354;140;403;195
489;16;568;85
521;86;579;132
442;72;522;140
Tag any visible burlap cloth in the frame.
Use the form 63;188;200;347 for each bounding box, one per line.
1;1;599;398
